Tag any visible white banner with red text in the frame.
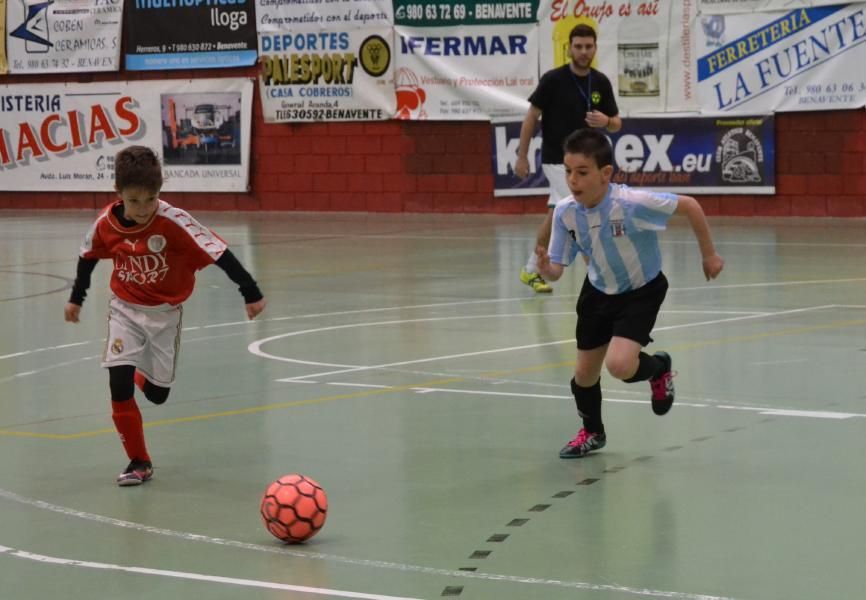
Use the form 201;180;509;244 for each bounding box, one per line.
0;78;253;192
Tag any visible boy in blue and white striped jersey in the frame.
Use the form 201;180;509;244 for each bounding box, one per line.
536;129;724;458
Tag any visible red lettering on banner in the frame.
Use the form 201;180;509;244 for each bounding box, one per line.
0;100;144;168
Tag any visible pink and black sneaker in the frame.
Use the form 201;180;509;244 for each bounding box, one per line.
649;352;675;415
559;428;606;458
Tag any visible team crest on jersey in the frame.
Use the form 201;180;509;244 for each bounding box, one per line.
111;338;124;354
610;219;625;237
147;235;167;253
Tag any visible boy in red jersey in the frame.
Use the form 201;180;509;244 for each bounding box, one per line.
64;146;266;486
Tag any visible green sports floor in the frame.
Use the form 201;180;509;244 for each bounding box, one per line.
1;210;865;600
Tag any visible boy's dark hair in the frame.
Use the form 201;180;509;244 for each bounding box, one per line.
569;24;597;43
115;146;163;191
563;129;613;168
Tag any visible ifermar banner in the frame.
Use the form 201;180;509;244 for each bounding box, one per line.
254;0;392;30
696;4;866;113
392;2;539;119
492;115;775;196
537;0;699;114
125;0;257;70
0;78;253;192
258;27;395;121
5;0;122;73
697;0;843;16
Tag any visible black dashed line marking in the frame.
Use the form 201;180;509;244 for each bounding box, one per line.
633;455;653;462
458;567;477;572
528;504;551;512
552;491;574;498
487;534;509;542
441;586;464;596
577;477;600;485
664;445;683;451
691;436;713;442
469;550;491;559
507;518;529;526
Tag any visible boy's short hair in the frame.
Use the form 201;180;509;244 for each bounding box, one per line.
563;129;613;168
115;146;163;191
569;24;597;43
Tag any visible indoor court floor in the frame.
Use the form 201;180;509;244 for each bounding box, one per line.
1;209;865;600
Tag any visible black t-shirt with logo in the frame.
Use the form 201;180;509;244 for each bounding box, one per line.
529;65;619;165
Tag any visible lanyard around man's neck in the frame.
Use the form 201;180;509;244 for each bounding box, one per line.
570;68;592;112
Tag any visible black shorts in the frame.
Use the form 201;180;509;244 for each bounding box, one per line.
575;273;668;350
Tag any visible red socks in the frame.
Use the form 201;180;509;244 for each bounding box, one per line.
111;398;150;463
134;370;147;393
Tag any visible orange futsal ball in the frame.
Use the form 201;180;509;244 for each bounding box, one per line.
260;473;328;543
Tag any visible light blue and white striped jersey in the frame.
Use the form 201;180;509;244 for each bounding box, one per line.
548;183;678;295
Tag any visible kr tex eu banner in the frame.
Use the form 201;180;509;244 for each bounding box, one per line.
0;78;253;192
492;114;775;196
258;27;395;121
125;0;257;70
5;0;122;73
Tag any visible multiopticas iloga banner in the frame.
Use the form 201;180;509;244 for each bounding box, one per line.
258;27;395;122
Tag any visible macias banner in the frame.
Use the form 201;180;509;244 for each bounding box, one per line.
696;4;866;113
0;78;253;192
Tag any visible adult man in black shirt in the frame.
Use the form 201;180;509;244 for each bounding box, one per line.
515;24;622;293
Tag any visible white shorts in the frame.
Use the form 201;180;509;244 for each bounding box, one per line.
102;296;183;387
542;163;571;209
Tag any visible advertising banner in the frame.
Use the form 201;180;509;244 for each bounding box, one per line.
258;27;395;121
1;0;7;74
697;0;843;15
125;0;257;70
537;0;698;114
0;78;253;192
393;23;538;119
5;0;122;73
696;4;866;113
255;0;392;30
394;0;539;26
493;115;775;196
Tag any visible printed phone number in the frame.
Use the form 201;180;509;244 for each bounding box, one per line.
170;42;215;52
397;3;468;21
786;81;866;106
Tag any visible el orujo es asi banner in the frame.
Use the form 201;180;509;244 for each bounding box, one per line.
0;78;253;192
492;115;775;196
125;0;257;70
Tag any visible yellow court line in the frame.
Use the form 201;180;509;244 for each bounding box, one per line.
0;377;465;440
3;317;865;441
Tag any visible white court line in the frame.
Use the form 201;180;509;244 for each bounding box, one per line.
259;306;832;381
5;276;865;366
0;544;422;600
0;488;737;600
316;383;866;420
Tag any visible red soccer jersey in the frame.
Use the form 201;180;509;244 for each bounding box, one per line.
80;200;227;306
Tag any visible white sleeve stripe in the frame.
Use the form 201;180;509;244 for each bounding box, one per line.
159;204;227;260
